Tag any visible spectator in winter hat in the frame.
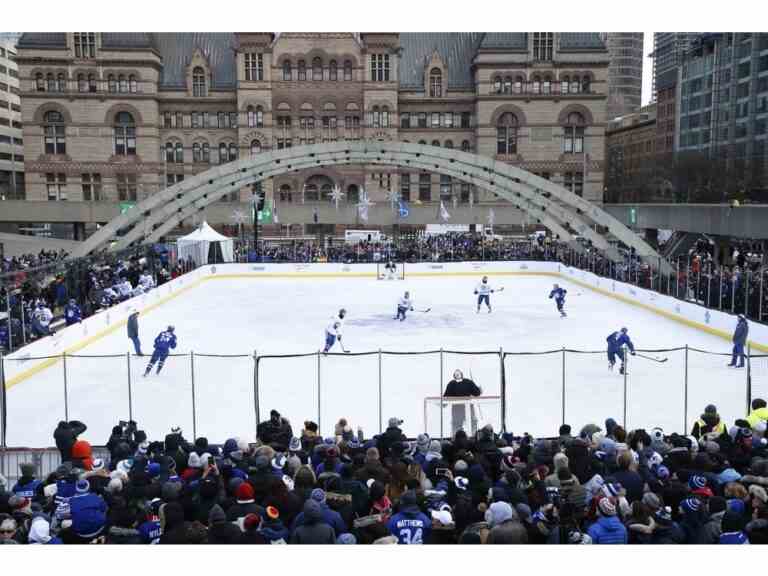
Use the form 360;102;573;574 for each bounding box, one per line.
377;417;407;460
0;516;19;544
240;513;267;544
290;499;337;544
691;404;726;440
207;504;241;545
67;480;108;543
607;451;644;503
678;497;708;544
749;485;767;511
747;398;768;430
257;410;293;451
259;506;290;544
587;497;628;544
28;515;56;544
336;532;357;544
703;496;728;544
227;482;263;524
719;509;750;544
70;439;94;471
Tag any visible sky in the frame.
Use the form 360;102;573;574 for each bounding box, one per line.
642;31;654;105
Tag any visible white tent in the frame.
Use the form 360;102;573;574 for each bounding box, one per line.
176;221;234;265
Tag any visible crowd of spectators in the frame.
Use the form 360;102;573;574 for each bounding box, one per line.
1;249;68;274
1;399;767;545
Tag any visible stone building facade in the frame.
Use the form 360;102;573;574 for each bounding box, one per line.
15;32;608;234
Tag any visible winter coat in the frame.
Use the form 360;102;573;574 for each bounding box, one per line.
53;421;87;462
377;426;407;459
257;418;293;450
733;319;748;346
486;519;528;544
703;510;725;544
226;501;264;524
651;521;686;544
106;526;143;544
444;378;481;398
745;518;768;544
259;519;290;544
587;515;628;544
69;493;107;539
607;469;644;503
207;505;241;544
127;313;139;338
292;501;346;535
290;500;336;544
387;505;432;544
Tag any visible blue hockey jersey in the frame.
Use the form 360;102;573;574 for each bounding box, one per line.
64;303;82;325
153;330;177;353
387;506;432;544
549;287;567;302
607;331;635;353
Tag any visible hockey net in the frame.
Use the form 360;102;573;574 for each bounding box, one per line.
376;261;405;280
423;395;502;438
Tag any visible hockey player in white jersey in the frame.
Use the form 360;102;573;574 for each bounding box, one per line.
384;260;398;280
394;291;414;321
474;276;502;313
323;308;348;353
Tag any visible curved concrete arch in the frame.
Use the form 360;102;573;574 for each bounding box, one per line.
70;141;668;272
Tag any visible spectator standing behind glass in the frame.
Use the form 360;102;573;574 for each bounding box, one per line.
444;369;482;435
127;308;142;356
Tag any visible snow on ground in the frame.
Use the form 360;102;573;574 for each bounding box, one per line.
6;274;764;446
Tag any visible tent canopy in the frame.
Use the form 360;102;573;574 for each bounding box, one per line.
176;221;234;265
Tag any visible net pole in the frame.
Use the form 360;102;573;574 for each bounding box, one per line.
684;345;689;434
190;352;197;441
317;350;321;433
622;346;628;428
378;348;383;435
253;350;259;440
731;274;736;314
561;346;566;427
0;350;7;451
439;348;444;439
499;347;505;433
5;292;11;353
747;344;752;414
20;293;26;346
745;269;750;317
126;352;133;423
62;352;69;421
760;270;764;322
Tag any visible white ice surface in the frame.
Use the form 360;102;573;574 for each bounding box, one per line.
6;275;766;446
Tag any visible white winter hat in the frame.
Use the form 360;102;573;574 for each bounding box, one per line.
188;453;202;469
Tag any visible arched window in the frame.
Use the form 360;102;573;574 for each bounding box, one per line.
193;67;206;97
571;75;580;94
418;139;427;145
305;183;318;201
461;140;471;152
119;74;127;93
561;75;570;95
218;143;227;164
45;73;55;92
381;105;390;128
192;142;202;163
36;73;44;91
430;68;442;98
56;73;66;92
532;75;541;94
444;140;454;149
108;74;117;93
347;184;359;204
496;112;518;155
321;183;333;201
175;142;184;164
329;60;338;81
514;75;524;94
372;106;380;128
202;143;210;163
229;143;238;162
298;60;307;81
503;77;512;94
114;112;136;156
88;74;97;93
279;184;292;203
563;111;585;154
255;105;264;128
493;76;502;94
77;74;87;92
165;142;174;163
431;140;440;147
250;139;262;156
44;110;66;155
582;76;591;93
543;76;552;94
343;60;352;81
247;105;256;128
312;57;323;81
283;60;292;81
129;74;138;93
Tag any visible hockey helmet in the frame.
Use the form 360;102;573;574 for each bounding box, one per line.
339;308;347;317
620;327;628;333
482;276;488;283
167;325;175;332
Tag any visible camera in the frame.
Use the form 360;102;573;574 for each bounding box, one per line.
545;486;561;507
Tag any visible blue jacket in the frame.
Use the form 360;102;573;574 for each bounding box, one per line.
587;515;628;544
292;502;346;535
720;531;749;544
64;303;82;325
70;492;108;538
733;319;748;346
387;506;432;544
260;520;290;544
12;478;42;499
607;331;634;353
138;519;162;544
549;287;567;302
153;330;177;354
127;314;139;338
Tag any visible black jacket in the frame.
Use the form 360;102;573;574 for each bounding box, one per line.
377;426;407;459
289;500;336;544
53;420;87;462
257;418;293;450
444;378;481;397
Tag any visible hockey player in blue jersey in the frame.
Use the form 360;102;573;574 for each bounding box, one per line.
64;299;82;326
549;284;568;318
606;327;636;375
143;326;177;376
395;291;414;321
323;309;347;353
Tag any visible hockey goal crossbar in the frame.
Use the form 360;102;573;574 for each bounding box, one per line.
423;395;501;436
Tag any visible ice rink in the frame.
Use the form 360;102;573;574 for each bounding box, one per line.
5;273;766;446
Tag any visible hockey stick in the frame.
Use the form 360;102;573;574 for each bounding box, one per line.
418;308;431;313
635;353;668;363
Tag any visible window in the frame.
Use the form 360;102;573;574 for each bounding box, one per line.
461;112;471;128
532;76;541;94
344;115;360;139
344;60;352;81
77;74;87;92
346;184;359;204
36;73;44;91
496;112;518;155
230;112;238;128
117;174;137;201
46;173;67;200
305;183;319;202
114;112;136;156
400;112;410;129
322;116;338;140
329;60;338;81
440;175;453;201
74;33;96;58
493;76;502;94
44;110;66;155
298;60;306;81
193;67;206;97
431;140;440;147
312;57;323;81
582;76;590;93
431;112;441;128
175;142;184;163
370;54;390;82
430;68;442;97
165;142;174;163
563;111;585;154
250;139;262;156
564;172;584;197
419;173;431;202
371;106;380;128
503;77;512;94
417;112;427;128
245;53;264;81
279;184;293;203
570;75;580;95
176;112;183;129
88;74;96;93
192;142;202;163
461;140;471;152
283;60;292;81
81;173;102;201
166;174;184;189
119;74;127;93
229;143;238;162
219;143;228;164
543;76;552;94
129;75;138;93
202;143;210;163
400;173;411;202
561;75;569;95
381;106;390;128
443;113;453;128
533;32;554;61
163;111;171;128
108;74;116;93
444;140;453;149
514;76;524;94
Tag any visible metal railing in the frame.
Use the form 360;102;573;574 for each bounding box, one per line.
2;346;765;454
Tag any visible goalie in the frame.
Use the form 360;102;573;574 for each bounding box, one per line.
384;260;399;280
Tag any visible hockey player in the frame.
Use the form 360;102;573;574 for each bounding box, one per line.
323;309;347;353
474;276;500;313
606;327;636;375
548;284;568;318
143;326;177;376
727;314;749;368
64;299;82;326
395;291;414;321
31;301;53;338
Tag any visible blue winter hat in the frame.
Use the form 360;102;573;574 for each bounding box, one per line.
75;479;90;495
147;462;161;477
718;468;742;484
655;465;670;480
727;498;746;515
336;532;357;544
311;488;326;504
454;476;469;491
223;438;239;456
271;454;287;471
681;497;702;514
688;475;708;491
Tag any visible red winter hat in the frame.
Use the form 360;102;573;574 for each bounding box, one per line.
236;482;255;503
265;505;280;520
243;513;261;530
